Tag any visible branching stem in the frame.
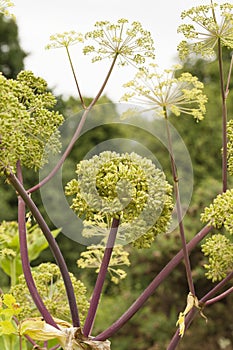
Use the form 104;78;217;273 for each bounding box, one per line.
66;46;86;109
94;224;212;341
167;271;233;350
28;53;118;194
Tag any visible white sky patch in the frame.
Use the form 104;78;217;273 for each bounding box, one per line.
12;0;227;101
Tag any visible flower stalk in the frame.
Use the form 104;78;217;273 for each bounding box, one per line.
28;53;119;194
16;161;58;329
7;169;80;328
164;110;195;295
218;39;228;192
83;217;120;337
94;224;212;341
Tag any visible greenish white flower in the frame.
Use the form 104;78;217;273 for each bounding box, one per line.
77;244;130;284
0;0;15;19
201;234;233;282
45;30;84;49
65;151;173;248
121;63;207;121
227;119;233;175
201;189;233;234
0;71;64;174
83;19;155;66
11;263;89;325
177;2;233;59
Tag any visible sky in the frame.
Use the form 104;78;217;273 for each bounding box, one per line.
12;0;225;101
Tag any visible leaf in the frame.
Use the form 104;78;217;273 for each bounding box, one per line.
19;317;66;343
0;320;16;335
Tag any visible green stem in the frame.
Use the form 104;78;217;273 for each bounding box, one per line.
164;112;195;295
10;257;16;287
217;39;228;192
66;46;86;109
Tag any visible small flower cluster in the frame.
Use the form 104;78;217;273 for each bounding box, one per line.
0;0;15;20
201;234;233;282
201;190;233;281
0;71;64;174
45;30;84;49
83;19;155;65
227;119;233;175
65;151;173;249
77;244;130;284
121;64;207;121
178;2;233;59
201;189;233;234
11;263;89;325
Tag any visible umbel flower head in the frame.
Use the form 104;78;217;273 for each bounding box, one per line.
201;234;233;282
10;263;89;325
0;0;15;19
121;63;207;121
45;30;84;49
65;151;173;248
201;188;233;234
177;2;233;59
83;18;155;66
0;71;64;175
77;244;130;284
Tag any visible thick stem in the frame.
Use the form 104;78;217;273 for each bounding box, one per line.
94;224;212;341
218;39;228;192
165;115;195;295
28;53;118;194
8;170;80;327
16;161;58;328
83;218;120;337
167;271;233;350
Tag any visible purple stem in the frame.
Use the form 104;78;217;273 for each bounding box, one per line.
205;286;233;306
28;53;118;194
167;271;233;350
8;169;80;327
16;161;58;328
94;224;212;341
83;218;120;337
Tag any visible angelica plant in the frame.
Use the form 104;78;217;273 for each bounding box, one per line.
0;1;233;349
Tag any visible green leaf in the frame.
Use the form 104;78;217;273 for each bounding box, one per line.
0;320;16;335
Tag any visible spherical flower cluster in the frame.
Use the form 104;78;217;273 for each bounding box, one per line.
65;151;173;249
0;71;64;175
201;189;233;234
0;0;15;19
201;234;233;282
121;64;207;121
10;263;89;325
45;30;84;49
177;2;233;59
83;18;155;66
77;244;130;284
